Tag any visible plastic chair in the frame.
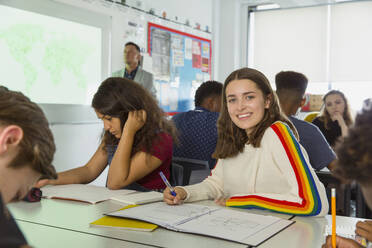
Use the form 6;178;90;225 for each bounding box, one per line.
355;184;372;218
170;162;184;187
316;170;351;216
170;157;209;186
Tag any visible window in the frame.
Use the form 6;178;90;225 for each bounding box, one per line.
249;1;372;111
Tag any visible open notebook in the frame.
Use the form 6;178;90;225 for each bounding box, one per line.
41;184;162;204
110;191;163;205
107;202;294;246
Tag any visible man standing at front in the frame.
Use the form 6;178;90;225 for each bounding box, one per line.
112;42;156;96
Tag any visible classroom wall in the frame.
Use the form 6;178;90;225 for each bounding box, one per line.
55;0;213;76
32;0;214;185
211;0;248;82
126;0;213;30
39;104;108;186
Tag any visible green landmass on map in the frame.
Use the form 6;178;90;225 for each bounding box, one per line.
0;24;93;91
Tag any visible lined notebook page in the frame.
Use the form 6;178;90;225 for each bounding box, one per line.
325;224;355;239
324;215;370;247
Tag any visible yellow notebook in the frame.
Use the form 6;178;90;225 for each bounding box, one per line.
90;205;158;232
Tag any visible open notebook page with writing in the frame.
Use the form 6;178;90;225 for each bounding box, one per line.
107;202;294;246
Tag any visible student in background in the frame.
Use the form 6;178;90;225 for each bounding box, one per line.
0;86;57;247
163;67;329;216
275;71;336;171
112;42;156;96
322;100;372;248
172;80;223;169
37;77;176;191
312;90;353;148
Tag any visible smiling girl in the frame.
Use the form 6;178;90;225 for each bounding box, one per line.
37;77;176;191
163;67;329;216
312;90;353;148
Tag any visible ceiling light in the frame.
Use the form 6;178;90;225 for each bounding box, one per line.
256;3;280;10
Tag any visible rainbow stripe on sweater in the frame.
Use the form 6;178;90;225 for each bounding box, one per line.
226;122;322;216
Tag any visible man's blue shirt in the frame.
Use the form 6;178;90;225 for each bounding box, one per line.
124;66;138;80
289;116;336;170
172;107;219;169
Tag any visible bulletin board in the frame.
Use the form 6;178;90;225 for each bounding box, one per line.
148;22;212;114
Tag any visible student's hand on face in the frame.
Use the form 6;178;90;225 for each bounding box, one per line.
34;179;50;188
163;187;187;205
123;110;147;136
322;235;363;248
331;112;345;124
356;220;372;241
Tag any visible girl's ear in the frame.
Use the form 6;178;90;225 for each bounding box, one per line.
0;125;23;155
264;94;272;109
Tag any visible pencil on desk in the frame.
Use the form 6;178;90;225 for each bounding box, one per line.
331;188;336;248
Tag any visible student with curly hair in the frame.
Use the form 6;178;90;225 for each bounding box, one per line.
37;77;176;191
163;68;328;216
0;86;57;247
312;90;353;148
323;100;372;248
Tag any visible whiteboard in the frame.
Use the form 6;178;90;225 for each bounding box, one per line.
0;0;110;105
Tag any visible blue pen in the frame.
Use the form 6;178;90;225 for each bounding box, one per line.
159;171;176;196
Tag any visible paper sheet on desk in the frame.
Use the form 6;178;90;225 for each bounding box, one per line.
324;215;364;239
324;215;369;247
325;224;355;239
41;184;135;204
177;208;285;243
110;191;163;205
109;202;220;227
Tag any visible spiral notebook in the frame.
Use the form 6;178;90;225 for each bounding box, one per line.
107;202;294;246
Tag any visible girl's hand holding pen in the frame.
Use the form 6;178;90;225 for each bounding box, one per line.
163;187;187;205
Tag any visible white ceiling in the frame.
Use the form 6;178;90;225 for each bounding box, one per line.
241;0;360;8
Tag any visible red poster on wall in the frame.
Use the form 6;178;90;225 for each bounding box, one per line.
201;57;209;72
192;40;201;68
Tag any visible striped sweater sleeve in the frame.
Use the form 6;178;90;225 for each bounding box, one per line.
226;122;329;216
